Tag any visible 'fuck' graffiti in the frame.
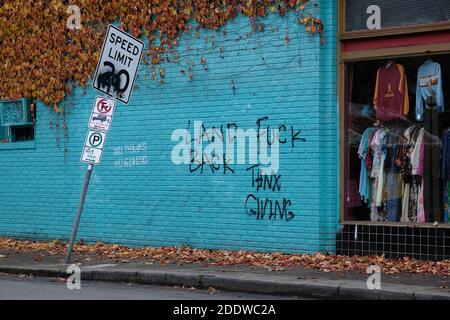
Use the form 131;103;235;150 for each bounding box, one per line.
171;116;306;176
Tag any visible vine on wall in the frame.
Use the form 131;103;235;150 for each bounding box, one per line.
0;0;324;110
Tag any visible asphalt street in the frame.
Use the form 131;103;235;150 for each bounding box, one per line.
0;273;303;300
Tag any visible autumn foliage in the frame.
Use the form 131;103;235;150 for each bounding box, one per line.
0;0;323;109
1;238;449;275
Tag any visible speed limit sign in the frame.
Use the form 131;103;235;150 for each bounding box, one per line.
92;25;144;104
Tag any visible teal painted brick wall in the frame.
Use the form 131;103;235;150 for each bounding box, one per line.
318;1;339;252
0;0;338;254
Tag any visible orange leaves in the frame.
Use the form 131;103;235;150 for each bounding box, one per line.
0;0;321;107
1;237;449;276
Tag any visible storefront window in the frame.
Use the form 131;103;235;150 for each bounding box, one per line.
345;55;450;224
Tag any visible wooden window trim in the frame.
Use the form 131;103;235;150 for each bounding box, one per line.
338;45;450;222
341;43;450;62
341;22;450;41
342;221;450;229
338;0;347;223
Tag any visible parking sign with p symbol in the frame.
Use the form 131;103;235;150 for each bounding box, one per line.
86;130;106;150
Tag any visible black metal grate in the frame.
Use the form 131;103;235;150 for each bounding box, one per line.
345;0;450;32
337;224;450;261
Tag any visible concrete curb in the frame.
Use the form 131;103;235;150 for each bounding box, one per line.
1;265;449;300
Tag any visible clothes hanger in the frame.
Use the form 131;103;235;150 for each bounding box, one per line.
386;60;395;68
373;120;384;128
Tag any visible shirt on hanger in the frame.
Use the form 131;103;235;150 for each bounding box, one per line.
358;127;376;203
416;59;444;121
411;128;425;176
373;63;409;122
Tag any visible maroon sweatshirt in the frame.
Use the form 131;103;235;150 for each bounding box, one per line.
373;63;409;122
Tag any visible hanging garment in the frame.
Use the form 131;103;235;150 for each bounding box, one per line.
416;128;426;223
399;127;418;183
411;128;425;176
367;128;390;221
358;127;376;203
371;129;384;178
370;178;380;221
373;62;410;122
370;129;384;221
376;129;390;222
400;126;421;222
401;181;410;223
366;129;377;171
376;129;389;207
409;175;421;223
408;126;422;223
385;130;402;222
416;59;444;121
418;183;425;223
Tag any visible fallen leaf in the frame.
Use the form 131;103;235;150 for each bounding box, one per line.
208;287;219;294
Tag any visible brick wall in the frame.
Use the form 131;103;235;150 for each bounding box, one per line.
0;1;338;254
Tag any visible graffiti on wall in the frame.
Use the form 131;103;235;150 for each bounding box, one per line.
171;116;305;176
245;164;294;221
113;142;149;168
96;61;130;98
171;116;305;222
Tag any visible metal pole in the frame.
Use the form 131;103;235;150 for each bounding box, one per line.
65;163;94;264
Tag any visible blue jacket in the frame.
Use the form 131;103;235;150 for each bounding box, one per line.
416;59;444;121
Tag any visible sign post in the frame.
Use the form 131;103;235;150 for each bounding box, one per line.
65;163;93;263
64;97;115;264
65;25;143;264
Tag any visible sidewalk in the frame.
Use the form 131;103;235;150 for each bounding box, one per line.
0;248;449;300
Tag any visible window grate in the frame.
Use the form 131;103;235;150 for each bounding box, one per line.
337;224;450;261
0;99;32;126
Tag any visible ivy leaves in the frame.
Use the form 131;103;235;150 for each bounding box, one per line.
0;0;323;108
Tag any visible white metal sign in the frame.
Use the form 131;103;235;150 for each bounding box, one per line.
92;25;144;104
85;130;107;149
81;130;107;164
81;146;103;164
88;97;116;132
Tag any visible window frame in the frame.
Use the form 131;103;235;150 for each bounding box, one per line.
0;98;36;150
338;0;450;227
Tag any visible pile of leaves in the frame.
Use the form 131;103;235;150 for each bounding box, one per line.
0;237;449;275
0;0;323;109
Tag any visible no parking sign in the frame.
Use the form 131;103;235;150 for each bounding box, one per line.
88;97;116;132
81;97;114;165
